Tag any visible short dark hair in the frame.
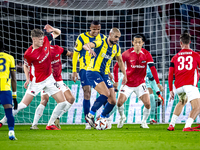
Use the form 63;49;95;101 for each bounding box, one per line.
0;39;4;52
133;34;146;42
180;31;191;44
91;21;100;25
31;29;44;38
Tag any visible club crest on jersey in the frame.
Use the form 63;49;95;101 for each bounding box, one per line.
113;50;116;54
141;61;146;63
75;43;78;48
31;91;35;94
45;47;47;51
56;54;59;57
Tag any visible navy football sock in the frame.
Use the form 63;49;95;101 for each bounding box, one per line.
101;102;115;118
90;95;108;115
4;108;14;131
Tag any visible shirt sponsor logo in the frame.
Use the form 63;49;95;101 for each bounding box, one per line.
101;53;112;60
51;59;59;64
131;65;145;68
39;51;49;63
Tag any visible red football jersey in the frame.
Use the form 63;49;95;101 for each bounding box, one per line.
169;49;200;90
119;47;155;87
50;45;64;81
24;36;52;83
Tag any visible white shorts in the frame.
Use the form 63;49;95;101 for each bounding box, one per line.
26;74;60;97
175;85;200;102
119;83;149;99
41;81;70;96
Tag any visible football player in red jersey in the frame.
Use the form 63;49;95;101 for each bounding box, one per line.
30;45;75;130
167;32;200;132
113;35;163;129
0;25;68;130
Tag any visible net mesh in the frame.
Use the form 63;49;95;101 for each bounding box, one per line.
0;0;200;124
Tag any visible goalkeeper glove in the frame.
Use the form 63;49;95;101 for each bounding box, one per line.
156;91;164;106
12;92;18;110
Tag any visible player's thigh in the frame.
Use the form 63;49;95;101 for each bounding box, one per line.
136;83;150;105
148;88;153;94
79;69;91;87
21;92;35;106
190;98;200;111
184;85;200;102
118;85;133;106
52;90;66;103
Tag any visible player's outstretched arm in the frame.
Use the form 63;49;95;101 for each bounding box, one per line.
44;24;61;39
11;68;17;109
115;55;127;85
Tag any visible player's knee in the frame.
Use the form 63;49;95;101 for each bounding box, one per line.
117;101;123;107
145;103;151;109
83;90;91;100
68;97;75;104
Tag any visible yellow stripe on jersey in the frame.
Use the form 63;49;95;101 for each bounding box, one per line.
87;38;121;74
73;32;106;72
0;52;15;91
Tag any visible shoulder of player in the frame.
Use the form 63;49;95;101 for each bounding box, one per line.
2;52;14;60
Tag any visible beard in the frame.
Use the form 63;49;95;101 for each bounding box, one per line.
109;39;117;45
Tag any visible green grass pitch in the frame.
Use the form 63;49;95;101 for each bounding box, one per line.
0;124;199;150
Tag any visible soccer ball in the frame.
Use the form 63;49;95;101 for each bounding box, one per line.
95;118;107;130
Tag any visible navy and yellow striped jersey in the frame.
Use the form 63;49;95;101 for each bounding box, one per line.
87;38;121;74
73;32;106;71
0;52;15;91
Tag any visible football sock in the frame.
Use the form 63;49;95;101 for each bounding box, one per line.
149;94;155;120
4;108;14;131
118;105;125;117
170;114;178;127
90;95;108;115
58;100;72;118
32;104;45;126
184;118;194;128
83;99;90;118
47;101;67;126
101;102;115;118
142;107;150;123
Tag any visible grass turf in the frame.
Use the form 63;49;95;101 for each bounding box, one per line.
0;124;199;150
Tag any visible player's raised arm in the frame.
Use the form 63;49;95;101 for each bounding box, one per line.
44;24;61;39
115;55;127;85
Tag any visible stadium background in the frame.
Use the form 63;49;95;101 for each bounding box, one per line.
0;0;200;124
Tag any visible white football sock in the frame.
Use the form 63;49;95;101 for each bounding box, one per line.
169;114;178;127
47;101;67;126
32;104;45;126
0;102;27;124
118;105;125;118
142;107;150;123
184;118;194;128
58;100;72;118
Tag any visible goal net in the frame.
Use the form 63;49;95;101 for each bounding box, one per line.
1;0;200;125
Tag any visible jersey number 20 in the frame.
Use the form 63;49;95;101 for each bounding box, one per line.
178;56;193;70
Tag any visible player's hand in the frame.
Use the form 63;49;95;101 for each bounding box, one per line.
113;82;118;91
157;83;164;92
24;80;30;89
72;72;78;83
44;24;54;32
88;49;96;57
122;75;127;86
170;91;174;101
156;91;164;106
12;93;18;110
108;73;113;81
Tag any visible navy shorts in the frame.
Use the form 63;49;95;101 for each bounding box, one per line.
86;71;113;89
0;91;13;105
79;69;91;87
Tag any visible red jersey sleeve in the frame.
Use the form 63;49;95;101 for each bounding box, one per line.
113;62;119;82
146;50;154;63
24;53;32;66
168;57;175;91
